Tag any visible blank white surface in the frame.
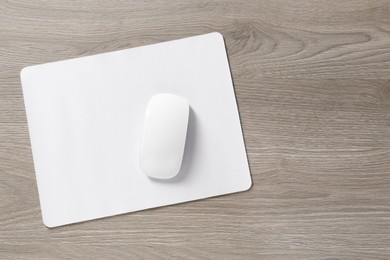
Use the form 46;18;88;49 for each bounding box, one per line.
20;32;252;228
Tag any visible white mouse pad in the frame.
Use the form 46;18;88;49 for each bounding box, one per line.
21;32;252;228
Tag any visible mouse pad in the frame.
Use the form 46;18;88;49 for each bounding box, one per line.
20;32;252;227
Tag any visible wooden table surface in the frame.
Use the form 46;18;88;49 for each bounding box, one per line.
1;1;390;259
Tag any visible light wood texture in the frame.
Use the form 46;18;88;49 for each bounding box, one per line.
1;0;390;259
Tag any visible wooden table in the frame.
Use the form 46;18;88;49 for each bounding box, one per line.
1;1;389;258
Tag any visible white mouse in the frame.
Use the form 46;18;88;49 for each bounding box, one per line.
140;93;189;179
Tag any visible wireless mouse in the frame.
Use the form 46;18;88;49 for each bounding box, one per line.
140;93;189;179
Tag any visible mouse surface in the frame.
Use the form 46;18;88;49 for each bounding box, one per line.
140;94;189;179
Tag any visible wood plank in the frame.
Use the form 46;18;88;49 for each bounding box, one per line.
1;0;389;258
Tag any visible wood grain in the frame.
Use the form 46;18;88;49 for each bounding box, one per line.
1;0;390;259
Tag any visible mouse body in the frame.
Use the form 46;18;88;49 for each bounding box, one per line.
140;93;189;179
